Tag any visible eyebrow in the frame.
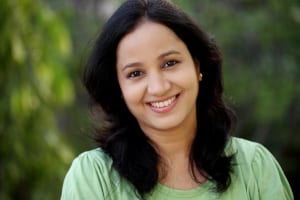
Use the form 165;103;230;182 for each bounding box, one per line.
121;50;181;71
158;50;181;59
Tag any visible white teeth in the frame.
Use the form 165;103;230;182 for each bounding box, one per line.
150;96;176;108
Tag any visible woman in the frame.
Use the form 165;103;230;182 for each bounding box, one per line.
61;0;293;199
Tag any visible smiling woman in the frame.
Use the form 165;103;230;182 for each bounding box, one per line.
116;21;200;133
60;0;293;199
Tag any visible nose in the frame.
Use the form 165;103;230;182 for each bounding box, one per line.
147;72;171;96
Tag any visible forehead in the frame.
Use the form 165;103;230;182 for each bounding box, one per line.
116;21;188;61
120;21;178;44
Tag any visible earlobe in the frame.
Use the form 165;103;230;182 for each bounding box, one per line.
199;73;203;81
193;58;202;81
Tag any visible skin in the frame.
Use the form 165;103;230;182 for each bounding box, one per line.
116;20;204;189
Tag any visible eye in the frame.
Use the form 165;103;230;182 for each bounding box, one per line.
127;71;144;79
162;60;178;68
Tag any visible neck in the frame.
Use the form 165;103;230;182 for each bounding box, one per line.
141;114;197;160
139;113;205;189
150;127;195;161
137;108;208;189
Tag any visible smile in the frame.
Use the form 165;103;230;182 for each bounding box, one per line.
150;96;176;108
147;94;179;113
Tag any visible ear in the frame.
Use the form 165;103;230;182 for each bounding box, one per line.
193;58;202;81
199;73;203;81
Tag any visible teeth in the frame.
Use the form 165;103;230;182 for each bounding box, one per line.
150;96;176;108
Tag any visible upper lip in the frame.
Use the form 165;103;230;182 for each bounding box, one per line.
146;94;179;104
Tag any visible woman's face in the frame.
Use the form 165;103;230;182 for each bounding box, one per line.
116;21;201;134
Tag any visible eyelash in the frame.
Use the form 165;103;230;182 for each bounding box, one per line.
162;60;178;68
127;71;144;79
126;60;179;79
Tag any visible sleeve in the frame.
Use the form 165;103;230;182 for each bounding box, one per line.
60;152;110;200
250;144;294;200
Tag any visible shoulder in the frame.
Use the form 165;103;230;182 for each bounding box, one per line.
227;137;282;174
69;148;116;183
226;137;294;199
227;137;287;171
72;148;113;171
227;137;270;163
61;148;119;199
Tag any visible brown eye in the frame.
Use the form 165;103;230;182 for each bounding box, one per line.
162;60;178;68
127;71;144;79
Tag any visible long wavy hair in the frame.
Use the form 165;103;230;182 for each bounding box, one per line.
83;0;236;197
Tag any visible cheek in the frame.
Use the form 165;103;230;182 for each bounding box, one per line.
123;92;136;105
176;68;199;88
121;85;145;118
119;82;144;106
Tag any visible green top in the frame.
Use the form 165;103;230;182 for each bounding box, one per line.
61;137;294;199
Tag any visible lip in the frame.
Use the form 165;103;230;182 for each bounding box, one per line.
147;94;180;113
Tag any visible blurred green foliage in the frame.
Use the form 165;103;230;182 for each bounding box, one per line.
0;0;299;199
0;0;76;199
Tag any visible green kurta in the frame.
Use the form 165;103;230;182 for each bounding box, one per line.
61;137;294;199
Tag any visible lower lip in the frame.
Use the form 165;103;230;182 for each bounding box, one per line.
148;95;179;113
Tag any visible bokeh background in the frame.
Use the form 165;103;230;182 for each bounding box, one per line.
1;0;299;199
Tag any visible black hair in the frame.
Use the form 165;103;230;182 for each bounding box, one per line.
83;0;236;197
